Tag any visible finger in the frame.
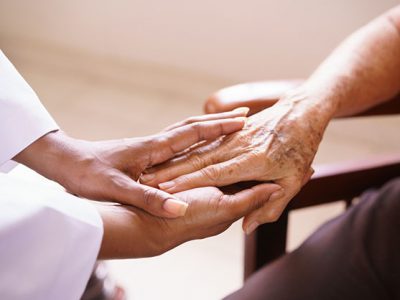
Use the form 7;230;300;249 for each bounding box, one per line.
242;169;312;230
242;194;289;235
147;118;246;166
158;155;253;193
110;173;188;218
141;139;226;187
222;183;282;221
242;178;301;234
162;107;250;132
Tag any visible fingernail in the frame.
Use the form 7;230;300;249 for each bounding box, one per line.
163;199;188;216
270;189;284;202
234;116;247;121
141;173;155;182
233;107;250;115
245;221;260;235
234;117;247;127
159;181;175;191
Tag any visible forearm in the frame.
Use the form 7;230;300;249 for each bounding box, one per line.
142;6;400;228
299;6;400;118
96;203;170;259
96;203;144;259
13;130;84;188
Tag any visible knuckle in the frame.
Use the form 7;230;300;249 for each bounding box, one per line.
188;153;206;169
267;209;281;222
250;192;268;210
142;137;158;155
217;193;228;205
244;150;266;169
200;166;220;182
142;188;161;207
229;202;246;219
189;122;204;139
235;131;251;144
157;135;174;152
248;149;265;160
110;172;128;190
219;195;240;219
155;135;167;145
214;194;228;215
225;160;242;175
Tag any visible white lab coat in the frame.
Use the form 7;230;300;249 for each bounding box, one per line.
0;50;103;300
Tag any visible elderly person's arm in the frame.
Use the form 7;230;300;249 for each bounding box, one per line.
142;6;400;233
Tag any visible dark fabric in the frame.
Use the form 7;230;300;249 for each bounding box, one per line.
226;178;400;300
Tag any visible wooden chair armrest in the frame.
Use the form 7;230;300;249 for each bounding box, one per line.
204;80;301;115
290;153;400;209
204;80;400;117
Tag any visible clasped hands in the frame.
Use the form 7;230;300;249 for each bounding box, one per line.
142;86;327;235
110;85;324;259
16;86;325;259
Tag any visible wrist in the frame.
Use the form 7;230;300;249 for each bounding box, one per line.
264;84;338;143
280;84;338;122
14;130;83;185
96;202;174;259
252;84;336;154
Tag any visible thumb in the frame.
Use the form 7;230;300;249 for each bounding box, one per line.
223;183;282;221
110;173;188;218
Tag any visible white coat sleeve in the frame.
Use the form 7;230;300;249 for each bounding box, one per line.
0;50;59;172
0;172;103;300
0;51;103;299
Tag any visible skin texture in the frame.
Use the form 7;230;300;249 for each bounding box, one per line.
14;109;249;218
143;93;324;230
143;6;400;233
97;183;281;259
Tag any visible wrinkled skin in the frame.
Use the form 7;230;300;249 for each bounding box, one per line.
97;183;281;258
142;90;332;232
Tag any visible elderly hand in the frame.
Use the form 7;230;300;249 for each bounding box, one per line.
14;109;248;218
142;88;333;232
97;182;281;258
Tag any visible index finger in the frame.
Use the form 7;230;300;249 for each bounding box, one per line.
149;117;246;165
162;107;249;132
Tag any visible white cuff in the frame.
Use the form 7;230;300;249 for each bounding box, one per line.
0;50;59;173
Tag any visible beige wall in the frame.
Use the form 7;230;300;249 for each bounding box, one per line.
0;0;398;82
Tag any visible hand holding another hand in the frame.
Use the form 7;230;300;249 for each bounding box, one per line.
97;182;281;258
143;88;333;232
14;109;249;218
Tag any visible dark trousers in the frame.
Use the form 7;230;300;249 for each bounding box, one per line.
226;178;400;300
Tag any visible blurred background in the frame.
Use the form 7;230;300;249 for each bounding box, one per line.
1;0;399;299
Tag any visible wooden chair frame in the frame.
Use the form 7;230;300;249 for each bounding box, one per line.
204;80;400;280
